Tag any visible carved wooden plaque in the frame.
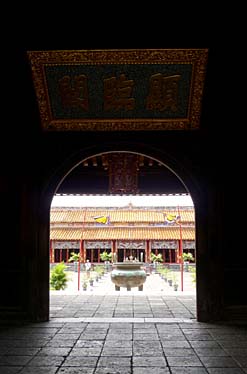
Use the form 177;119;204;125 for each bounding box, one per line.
27;49;208;131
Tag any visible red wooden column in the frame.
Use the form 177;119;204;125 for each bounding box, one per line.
80;240;84;263
146;240;151;262
77;240;85;291
112;240;117;262
81;209;87;264
177;205;184;291
176;241;179;263
49;239;53;263
174;244;179;264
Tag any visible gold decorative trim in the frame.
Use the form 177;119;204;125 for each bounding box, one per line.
27;49;208;131
46;119;189;131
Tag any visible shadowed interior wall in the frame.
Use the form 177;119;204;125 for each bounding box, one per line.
1;45;245;322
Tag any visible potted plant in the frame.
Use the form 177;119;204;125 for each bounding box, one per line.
150;252;163;273
68;251;82;272
150;253;163;263
50;262;69;290
100;251;112;272
94;265;104;279
89;277;94;286
172;273;178;291
82;280;88;291
181;252;194;272
168;276;173;287
100;251;112;262
161;266;170;282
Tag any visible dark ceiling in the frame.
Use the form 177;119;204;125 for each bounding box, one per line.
57;152;186;195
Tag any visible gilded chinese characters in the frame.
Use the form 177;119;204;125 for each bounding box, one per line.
27;49;208;131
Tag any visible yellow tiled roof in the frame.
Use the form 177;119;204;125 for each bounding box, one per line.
50;226;195;241
50;209;194;224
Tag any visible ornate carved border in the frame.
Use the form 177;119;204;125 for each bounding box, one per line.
27;49;208;131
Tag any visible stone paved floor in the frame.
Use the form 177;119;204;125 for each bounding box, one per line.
0;273;247;373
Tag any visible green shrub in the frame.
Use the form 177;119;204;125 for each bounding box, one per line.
100;251;112;262
68;251;82;262
94;265;104;276
50;262;69;290
182;253;194;262
150;252;163;262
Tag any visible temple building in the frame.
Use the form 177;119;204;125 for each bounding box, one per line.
50;203;195;264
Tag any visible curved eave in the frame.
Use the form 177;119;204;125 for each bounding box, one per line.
50;226;195;241
50;209;195;224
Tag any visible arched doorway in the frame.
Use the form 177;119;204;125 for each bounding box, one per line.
48;149;197;317
34;143;223;323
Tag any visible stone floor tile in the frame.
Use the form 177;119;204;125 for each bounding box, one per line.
74;340;104;348
161;340;191;348
45;339;76;347
3;347;40;356
101;347;132;356
170;368;208;373
133;332;159;340
94;368;131;374
185;333;215;341
194;347;229;357
103;340;132;347
218;340;247;348
157;325;182;331
38;347;71;356
106;333;132;340
97;356;131;367
62;356;98;367
56;333;81;339
133;346;163;356
0;367;23;374
234;356;247;367
207;369;246;373
133;368;170;374
84;323;109;329
133;323;156;329
224;348;247;356
159;334;186;341
69;347;102;356
59;327;87;333
0;356;32;366
167;356;203;367
19;368;58;373
56;368;95;373
163;348;197;357
0;339;50;348
199;356;241;368
189;340;221;348
79;333;106;340
133;356;167;367
27;355;64;366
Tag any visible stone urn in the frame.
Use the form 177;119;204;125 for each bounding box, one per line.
111;262;147;291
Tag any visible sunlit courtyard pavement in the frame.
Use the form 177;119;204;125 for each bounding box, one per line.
51;270;196;295
49;271;197;321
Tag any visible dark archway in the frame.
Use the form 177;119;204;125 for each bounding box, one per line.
35;143;219;323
